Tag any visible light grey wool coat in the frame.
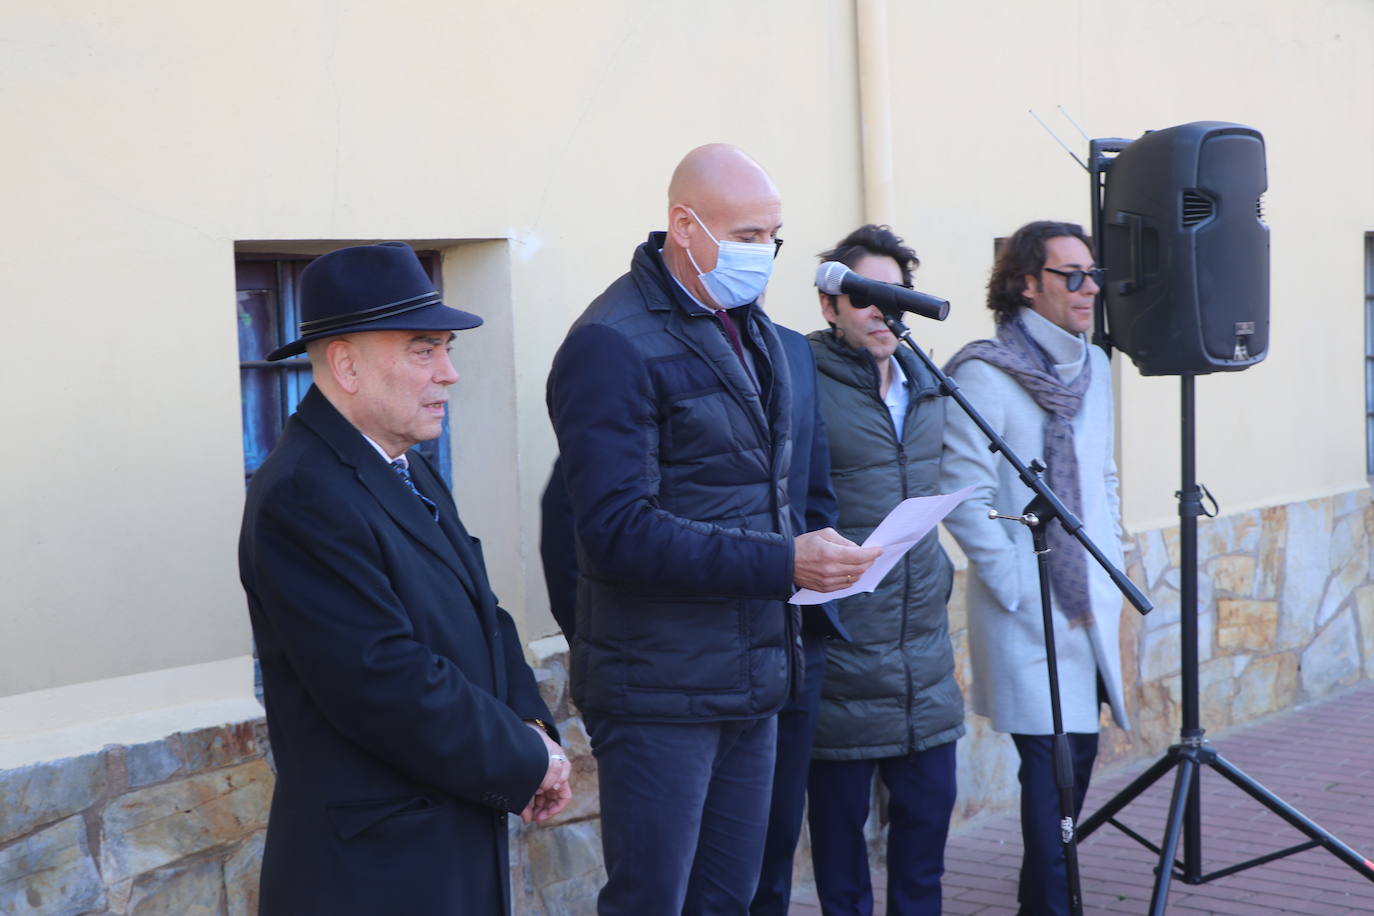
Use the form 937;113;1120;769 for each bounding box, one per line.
940;307;1130;736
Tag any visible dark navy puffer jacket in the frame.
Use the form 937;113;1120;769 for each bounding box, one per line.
547;234;797;722
808;330;965;759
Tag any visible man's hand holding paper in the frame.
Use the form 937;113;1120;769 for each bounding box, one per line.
792;528;884;593
791;486;975;604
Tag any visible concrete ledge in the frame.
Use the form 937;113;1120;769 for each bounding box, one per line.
0;656;260;770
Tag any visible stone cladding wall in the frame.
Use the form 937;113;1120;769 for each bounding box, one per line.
7;487;1371;913
1;722;269;915
1102;487;1374;767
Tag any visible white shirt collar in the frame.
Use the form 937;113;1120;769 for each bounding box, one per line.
361;433;404;467
883;355;910;439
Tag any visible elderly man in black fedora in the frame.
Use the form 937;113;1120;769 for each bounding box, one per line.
239;241;570;915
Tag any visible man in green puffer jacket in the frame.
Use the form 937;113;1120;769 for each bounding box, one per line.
806;224;965;916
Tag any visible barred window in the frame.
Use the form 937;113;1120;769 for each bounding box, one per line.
1366;234;1374;476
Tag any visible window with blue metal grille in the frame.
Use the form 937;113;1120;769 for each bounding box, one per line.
1366;235;1374;476
234;250;451;487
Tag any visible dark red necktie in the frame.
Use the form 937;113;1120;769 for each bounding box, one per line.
714;308;747;368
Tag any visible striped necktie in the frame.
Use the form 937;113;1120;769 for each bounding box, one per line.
390;459;439;522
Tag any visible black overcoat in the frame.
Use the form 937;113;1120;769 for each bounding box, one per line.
239;386;553;915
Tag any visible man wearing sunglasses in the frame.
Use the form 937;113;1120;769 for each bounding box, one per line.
546;143;879;914
783;224;964;916
940;221;1130;915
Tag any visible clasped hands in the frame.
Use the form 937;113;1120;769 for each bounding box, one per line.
521;722;573;824
793;528;882;592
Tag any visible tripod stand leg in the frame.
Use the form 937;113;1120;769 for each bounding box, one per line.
1079;748;1179;839
1148;754;1197;916
1207;752;1374;881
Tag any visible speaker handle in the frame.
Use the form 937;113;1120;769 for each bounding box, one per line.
1116;211;1146;295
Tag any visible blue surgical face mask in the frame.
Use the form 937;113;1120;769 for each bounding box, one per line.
683;207;775;309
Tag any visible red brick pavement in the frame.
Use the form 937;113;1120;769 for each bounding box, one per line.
790;682;1374;914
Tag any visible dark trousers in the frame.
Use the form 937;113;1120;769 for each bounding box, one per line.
806;740;958;916
1010;732;1099;916
587;714;778;915
749;634;828;915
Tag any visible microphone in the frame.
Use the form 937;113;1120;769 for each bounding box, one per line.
815;261;950;321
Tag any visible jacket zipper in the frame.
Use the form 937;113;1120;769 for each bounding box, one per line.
871;365;918;755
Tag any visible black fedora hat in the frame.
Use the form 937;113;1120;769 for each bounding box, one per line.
266;242;482;361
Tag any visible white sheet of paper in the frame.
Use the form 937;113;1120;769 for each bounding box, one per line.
789;485;977;605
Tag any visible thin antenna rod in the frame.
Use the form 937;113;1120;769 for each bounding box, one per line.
1058;105;1091;142
1029;109;1088;171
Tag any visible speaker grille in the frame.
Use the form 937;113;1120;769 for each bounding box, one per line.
1256;194;1265;221
1182;190;1214;226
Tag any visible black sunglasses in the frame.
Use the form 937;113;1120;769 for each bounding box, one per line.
1043;267;1105;292
771;238;784;260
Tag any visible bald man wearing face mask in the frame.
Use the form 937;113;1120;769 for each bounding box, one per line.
546;144;879;915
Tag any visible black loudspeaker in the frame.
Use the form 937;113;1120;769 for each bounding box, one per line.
1100;121;1269;376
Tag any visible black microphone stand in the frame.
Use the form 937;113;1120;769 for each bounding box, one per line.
882;310;1152;914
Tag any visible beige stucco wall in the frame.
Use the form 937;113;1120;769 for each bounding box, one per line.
0;1;865;724
2;0;1372;757
879;1;1374;532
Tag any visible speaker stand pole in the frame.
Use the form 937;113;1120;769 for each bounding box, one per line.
1078;376;1374;913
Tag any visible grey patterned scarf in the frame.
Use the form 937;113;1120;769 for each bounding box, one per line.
944;317;1093;627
